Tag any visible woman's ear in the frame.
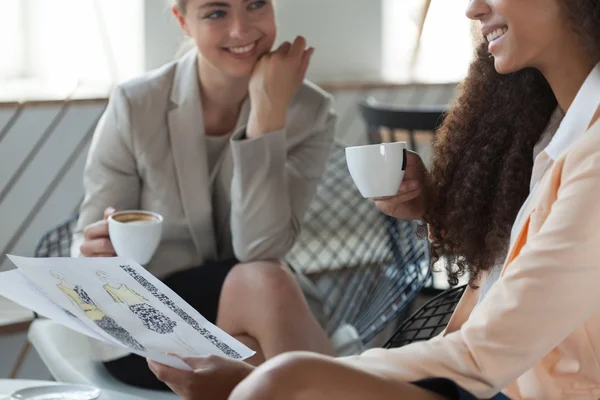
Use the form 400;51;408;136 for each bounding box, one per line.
172;6;192;37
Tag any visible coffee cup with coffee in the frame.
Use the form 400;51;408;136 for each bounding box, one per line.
107;210;163;265
345;141;407;198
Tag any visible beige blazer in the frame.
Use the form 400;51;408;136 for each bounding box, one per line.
343;115;600;398
73;49;337;279
72;50;336;361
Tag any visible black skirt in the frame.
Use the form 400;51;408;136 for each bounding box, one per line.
413;378;510;400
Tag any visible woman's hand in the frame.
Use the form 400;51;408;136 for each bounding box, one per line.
148;355;254;400
373;151;429;220
79;207;117;257
247;36;314;138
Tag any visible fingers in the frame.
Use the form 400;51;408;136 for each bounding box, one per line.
80;238;116;257
81;219;115;257
299;47;314;77
103;207;117;220
374;187;422;207
372;181;421;201
399;180;420;193
289;36;307;57
147;360;193;388
275;41;292;55
83;220;109;240
180;355;219;371
372;181;423;215
182;357;208;370
275;36;309;59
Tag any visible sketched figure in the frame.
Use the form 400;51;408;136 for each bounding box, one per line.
49;270;146;352
96;270;195;354
119;264;241;358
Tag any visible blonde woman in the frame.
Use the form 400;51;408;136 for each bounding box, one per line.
73;0;336;390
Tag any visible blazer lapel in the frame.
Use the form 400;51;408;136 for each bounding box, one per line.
502;161;554;269
167;50;217;260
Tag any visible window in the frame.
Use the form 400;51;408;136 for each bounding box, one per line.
383;0;474;83
0;0;144;98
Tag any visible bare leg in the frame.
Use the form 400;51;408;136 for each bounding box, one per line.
233;334;265;366
229;352;445;400
217;261;334;365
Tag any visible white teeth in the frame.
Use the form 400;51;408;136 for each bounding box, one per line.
486;28;508;43
229;42;256;54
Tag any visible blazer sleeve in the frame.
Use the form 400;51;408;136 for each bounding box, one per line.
71;86;141;257
228;94;337;262
341;139;600;399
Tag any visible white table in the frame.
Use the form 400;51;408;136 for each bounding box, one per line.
0;379;146;400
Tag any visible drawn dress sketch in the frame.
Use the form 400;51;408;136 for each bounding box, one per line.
96;271;195;354
119;264;242;358
49;270;146;352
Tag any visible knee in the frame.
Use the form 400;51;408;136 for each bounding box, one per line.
222;260;296;297
229;352;316;400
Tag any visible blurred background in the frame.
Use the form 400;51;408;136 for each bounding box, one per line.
0;0;472;99
0;0;473;384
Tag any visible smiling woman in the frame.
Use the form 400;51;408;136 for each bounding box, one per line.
74;0;338;393
171;0;277;78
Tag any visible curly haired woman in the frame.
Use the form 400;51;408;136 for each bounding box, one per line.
150;0;600;398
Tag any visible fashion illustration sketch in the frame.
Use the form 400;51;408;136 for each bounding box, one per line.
96;270;195;354
49;270;146;351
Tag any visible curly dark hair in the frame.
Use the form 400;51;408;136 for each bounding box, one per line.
425;0;600;287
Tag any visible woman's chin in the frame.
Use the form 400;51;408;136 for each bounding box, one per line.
493;57;523;75
222;64;256;79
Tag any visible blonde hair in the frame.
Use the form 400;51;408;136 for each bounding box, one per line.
171;0;187;13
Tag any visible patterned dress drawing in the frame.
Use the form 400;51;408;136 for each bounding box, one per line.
101;282;194;354
119;264;242;359
103;285;177;334
56;282;146;352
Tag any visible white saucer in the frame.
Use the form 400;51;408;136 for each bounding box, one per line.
10;384;101;400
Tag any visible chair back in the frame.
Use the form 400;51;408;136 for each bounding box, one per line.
359;98;446;153
34;215;78;257
383;284;467;348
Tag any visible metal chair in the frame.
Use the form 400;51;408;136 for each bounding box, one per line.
286;141;431;347
359;97;447;150
29;141;430;357
34;214;78;258
383;284;467;348
359;98;447;294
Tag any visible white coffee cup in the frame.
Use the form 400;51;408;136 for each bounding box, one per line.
108;210;163;265
345;141;407;198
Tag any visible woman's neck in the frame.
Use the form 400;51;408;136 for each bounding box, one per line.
540;46;594;112
197;57;249;116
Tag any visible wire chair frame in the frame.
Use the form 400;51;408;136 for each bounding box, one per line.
384;284;467;348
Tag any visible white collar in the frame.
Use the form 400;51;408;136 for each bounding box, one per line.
544;63;600;161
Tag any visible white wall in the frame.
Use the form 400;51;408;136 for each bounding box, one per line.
143;0;384;82
275;0;383;82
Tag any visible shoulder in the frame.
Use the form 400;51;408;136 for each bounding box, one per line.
561;111;600;176
111;60;178;116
